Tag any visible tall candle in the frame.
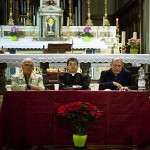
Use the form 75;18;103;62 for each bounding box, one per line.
33;15;35;26
121;31;126;46
133;32;137;39
103;16;105;26
116;18;119;26
67;17;69;26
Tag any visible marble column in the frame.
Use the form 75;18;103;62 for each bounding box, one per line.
143;0;150;54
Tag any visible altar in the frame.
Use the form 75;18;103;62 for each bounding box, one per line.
0;25;118;54
0;1;120;54
0;37;107;52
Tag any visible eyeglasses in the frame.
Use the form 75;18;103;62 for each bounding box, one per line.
24;64;34;67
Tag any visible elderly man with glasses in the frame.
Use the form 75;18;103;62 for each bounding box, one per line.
11;58;45;91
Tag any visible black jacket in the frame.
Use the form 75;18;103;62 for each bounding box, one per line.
59;73;91;90
99;69;137;90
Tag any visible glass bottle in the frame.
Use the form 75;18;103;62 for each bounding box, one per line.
138;67;146;91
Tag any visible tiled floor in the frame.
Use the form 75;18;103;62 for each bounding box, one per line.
1;145;150;150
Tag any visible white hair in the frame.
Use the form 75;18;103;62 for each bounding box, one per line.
22;58;35;66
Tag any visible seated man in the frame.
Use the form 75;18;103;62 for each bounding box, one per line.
11;58;45;91
99;58;137;90
58;57;91;90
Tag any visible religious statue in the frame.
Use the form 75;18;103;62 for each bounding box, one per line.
47;17;55;36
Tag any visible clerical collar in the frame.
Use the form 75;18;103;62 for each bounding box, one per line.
69;73;76;76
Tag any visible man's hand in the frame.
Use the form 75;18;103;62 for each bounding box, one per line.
113;82;129;91
113;81;122;89
119;86;129;91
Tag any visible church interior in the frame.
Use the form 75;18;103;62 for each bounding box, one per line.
0;0;150;149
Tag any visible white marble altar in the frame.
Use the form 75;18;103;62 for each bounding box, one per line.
0;38;107;52
61;26;121;53
0;38;71;49
0;25;121;54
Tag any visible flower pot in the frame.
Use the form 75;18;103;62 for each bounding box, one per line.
10;36;17;41
130;48;138;54
84;36;91;42
73;134;87;148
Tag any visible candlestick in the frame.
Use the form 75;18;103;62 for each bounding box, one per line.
86;0;93;26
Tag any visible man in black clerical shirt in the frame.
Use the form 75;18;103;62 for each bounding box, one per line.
99;58;137;90
59;57;91;90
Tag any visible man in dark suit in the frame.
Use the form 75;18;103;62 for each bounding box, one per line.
99;58;137;90
59;57;91;90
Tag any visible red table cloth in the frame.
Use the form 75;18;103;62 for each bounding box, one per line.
0;90;150;146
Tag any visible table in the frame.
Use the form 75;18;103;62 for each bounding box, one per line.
0;91;150;146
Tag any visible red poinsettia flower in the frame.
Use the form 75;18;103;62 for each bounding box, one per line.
58;101;102;134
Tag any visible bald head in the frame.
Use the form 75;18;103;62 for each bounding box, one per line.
111;58;123;64
110;58;124;75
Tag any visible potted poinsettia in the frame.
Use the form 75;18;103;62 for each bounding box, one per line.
57;101;101;147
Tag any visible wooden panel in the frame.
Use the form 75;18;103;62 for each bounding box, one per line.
44;43;72;54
